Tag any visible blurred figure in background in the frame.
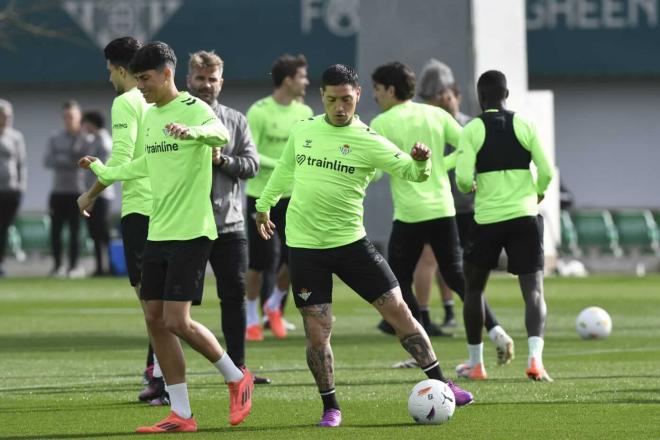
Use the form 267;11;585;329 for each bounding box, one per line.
244;54;313;341
0;99;27;277
413;59;473;330
80;110;114;276
44;101;85;278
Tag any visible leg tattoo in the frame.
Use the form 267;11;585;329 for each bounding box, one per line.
400;332;436;367
301;304;335;391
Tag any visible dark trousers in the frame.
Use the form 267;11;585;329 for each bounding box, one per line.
49;192;81;269
0;191;21;264
86;198;111;274
208;231;248;368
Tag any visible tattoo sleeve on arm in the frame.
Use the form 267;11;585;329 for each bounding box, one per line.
400;332;436;367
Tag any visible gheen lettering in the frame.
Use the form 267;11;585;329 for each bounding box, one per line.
146;141;179;154
296;154;355;174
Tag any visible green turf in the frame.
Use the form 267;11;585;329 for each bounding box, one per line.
1;275;659;439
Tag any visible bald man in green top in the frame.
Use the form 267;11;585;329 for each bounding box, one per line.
456;70;554;382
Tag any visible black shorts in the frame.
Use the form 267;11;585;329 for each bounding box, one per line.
464;215;544;275
246;196;289;271
289;238;399;308
120;213;149;287
455;212;474;248
140;237;212;304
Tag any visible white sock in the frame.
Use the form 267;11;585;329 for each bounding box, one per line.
488;325;508;344
468;343;484;366
152;355;163;379
246;298;260;326
213;352;244;383
266;286;287;310
528;336;544;367
167;383;192;419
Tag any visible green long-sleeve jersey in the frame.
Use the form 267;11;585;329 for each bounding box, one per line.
91;92;229;241
103;87;153;217
456;109;554;224
370;101;462;222
255;115;431;249
245;96;313;198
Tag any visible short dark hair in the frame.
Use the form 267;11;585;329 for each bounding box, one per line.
62;100;80;110
129;41;177;74
321;64;358;89
81;111;105;129
371;62;416;100
477;70;508;102
104;37;142;70
271;54;307;87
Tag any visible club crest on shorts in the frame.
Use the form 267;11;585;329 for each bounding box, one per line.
298;288;312;301
339;144;351;155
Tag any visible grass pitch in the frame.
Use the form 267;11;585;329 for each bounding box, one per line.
1;275;659;439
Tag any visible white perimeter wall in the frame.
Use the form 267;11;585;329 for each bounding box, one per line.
531;77;660;209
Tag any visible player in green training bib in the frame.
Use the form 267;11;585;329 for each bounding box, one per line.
370;62;514;377
456;70;555;382
245;54;313;341
254;64;473;427
79;42;254;433
75;37;164;403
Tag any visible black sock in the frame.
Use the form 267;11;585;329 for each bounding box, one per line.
146;344;154;367
421;361;445;382
420;309;431;328
443;300;455;320
320;389;340;411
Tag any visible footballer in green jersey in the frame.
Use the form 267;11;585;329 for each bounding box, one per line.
370;62;514;371
255;64;473;427
244;54;313;341
456;70;554;382
80;42;254;431
75;37;160;403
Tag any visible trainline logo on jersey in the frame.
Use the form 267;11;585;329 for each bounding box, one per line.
295;154;356;174
146;141;179;154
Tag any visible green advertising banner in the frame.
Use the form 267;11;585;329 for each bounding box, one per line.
527;0;660;76
0;0;358;84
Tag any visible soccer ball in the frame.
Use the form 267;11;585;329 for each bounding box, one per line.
408;379;455;424
576;306;612;339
